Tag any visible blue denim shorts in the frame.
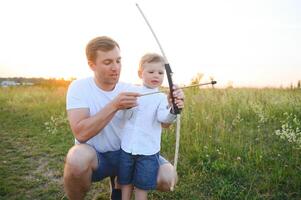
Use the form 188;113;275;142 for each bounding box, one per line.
91;149;121;182
118;150;160;190
91;149;168;182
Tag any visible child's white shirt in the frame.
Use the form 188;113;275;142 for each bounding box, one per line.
121;86;176;155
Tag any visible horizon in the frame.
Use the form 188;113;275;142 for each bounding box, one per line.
1;76;300;89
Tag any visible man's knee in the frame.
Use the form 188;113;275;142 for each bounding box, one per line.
157;163;178;191
64;144;97;177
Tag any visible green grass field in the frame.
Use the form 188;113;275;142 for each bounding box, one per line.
0;86;300;199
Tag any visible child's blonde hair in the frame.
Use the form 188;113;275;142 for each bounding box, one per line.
139;53;165;72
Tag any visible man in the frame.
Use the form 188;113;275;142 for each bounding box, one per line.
64;36;184;200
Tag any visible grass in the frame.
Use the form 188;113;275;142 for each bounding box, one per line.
0;86;300;199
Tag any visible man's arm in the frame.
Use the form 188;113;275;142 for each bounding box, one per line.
68;92;139;143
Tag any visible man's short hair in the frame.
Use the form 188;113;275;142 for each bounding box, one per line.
86;36;120;63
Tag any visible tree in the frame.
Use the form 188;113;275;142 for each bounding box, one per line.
190;72;203;85
226;81;233;89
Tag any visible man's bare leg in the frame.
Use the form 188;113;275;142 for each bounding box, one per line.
110;176;123;200
64;144;98;200
156;163;178;191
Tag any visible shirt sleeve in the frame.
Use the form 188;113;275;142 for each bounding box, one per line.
66;80;89;110
157;94;177;123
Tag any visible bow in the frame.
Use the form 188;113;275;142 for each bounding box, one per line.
136;3;181;190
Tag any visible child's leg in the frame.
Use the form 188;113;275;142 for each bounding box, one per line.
118;150;135;200
133;153;159;200
121;184;133;200
134;187;147;200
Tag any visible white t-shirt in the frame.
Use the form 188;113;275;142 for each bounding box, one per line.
66;77;135;153
121;86;176;155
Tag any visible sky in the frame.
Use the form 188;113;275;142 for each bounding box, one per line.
0;0;300;88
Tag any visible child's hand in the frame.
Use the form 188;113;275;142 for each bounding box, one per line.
168;85;185;109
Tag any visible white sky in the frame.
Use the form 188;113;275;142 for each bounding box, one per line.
0;0;300;87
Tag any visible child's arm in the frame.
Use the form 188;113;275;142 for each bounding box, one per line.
158;86;185;125
157;104;177;124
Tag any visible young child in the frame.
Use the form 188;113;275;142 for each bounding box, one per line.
118;53;182;200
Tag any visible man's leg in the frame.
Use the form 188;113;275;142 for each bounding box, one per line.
110;176;122;200
64;144;98;200
157;162;178;191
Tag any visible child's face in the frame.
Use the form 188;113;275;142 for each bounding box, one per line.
140;62;165;89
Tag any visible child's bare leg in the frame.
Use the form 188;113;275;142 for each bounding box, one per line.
121;184;133;200
135;187;147;200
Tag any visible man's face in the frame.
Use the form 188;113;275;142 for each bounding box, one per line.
89;46;121;90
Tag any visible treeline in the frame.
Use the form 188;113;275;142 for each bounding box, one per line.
0;77;75;88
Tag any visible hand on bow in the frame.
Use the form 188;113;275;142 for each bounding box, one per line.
168;85;185;112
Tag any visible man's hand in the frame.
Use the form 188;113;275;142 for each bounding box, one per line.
112;92;140;110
